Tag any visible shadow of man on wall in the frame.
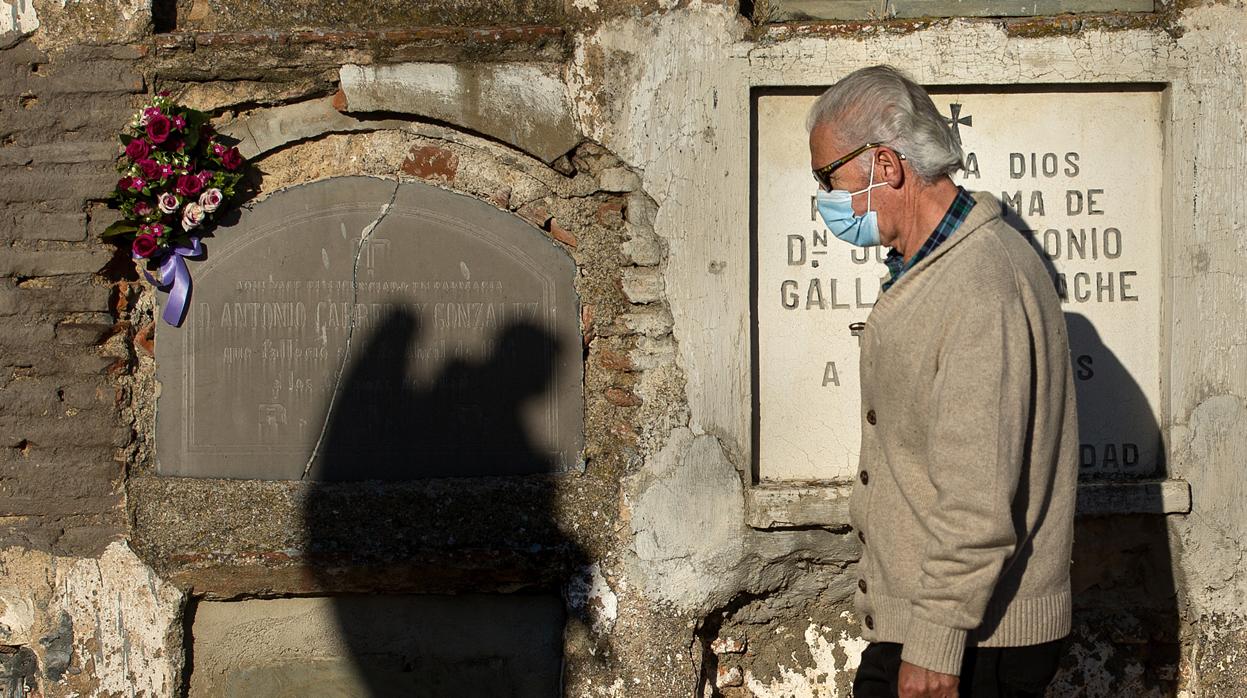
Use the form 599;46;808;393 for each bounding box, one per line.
1002;206;1180;695
297;306;588;697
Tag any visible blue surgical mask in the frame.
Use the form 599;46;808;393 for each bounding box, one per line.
815;158;887;247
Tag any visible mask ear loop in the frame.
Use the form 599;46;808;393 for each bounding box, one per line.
865;156;877;212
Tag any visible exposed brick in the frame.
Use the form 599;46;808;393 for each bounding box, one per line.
134;321;154;356
580;303;595;341
605;386;641;407
595;200;625;227
548;218;577;248
0;248;111;277
400;145;459;181
486;187;512;209
597;348;634;372
610;421;638;444
331;87;348;112
517;202;551;228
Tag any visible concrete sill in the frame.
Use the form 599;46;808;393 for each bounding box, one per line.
746;479;1191;531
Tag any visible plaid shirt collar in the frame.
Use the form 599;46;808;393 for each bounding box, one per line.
882;186;976;292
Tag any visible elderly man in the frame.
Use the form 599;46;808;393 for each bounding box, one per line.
806;66;1079;698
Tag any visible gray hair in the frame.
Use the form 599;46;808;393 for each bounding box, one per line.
806;65;964;182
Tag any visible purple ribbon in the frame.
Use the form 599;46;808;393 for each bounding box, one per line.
136;237;203;327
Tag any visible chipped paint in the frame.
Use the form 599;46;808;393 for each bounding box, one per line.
745;616;868;698
0;0;38;36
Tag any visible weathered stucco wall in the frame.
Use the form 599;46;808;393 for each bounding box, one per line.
1;0;1244;695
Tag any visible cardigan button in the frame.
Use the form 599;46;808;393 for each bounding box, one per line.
859;470;870;485
858;579;868;593
864;615;875;630
866;410;877;425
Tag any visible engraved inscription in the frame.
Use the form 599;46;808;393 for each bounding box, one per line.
157;178;583;480
755;90;1164;481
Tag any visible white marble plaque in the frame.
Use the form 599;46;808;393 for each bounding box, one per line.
754;89;1163;481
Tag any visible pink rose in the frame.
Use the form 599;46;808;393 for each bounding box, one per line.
146;114;171;144
181;202;205;230
138;159;161;180
132;234;158;258
158;192;180;214
220;146;243;171
198;188;223;213
175;174;203;197
125;139;151;161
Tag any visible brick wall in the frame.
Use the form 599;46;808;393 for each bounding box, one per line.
0;40;145;555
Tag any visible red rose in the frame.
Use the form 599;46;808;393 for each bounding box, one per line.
132;233;159;258
125;139;151;161
138;159;161;180
176;174;203;197
220;146;243;171
117;176;133;191
146;114;171;144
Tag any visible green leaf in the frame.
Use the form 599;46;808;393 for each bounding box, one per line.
119;133;134;146
101;221;139;239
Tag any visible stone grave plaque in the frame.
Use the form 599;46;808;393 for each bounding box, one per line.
156;176;583;479
754;88;1163;481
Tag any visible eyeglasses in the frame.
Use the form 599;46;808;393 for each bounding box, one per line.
812;142;902;191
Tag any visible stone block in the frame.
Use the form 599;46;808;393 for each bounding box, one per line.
339;62;580;164
34;59;143;95
0;141;118;167
0;278;111;315
621;266;665;304
8;210;89;243
618;307;673;337
0;247;110;277
622;231;662;266
219;97;410;160
597;166;641;193
189;595;564;697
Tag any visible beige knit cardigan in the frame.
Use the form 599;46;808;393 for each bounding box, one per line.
849;190;1080;675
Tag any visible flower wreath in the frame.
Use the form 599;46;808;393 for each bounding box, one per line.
102;92;248;326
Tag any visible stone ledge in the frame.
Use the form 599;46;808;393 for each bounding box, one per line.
746;478;1192;530
153;25;566;51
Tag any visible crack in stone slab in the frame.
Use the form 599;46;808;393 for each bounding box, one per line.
301;179;402;480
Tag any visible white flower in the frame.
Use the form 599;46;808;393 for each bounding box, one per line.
158;192;180;214
181;202;205;230
198;188;223;213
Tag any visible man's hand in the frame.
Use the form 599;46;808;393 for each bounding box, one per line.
898;660;959;698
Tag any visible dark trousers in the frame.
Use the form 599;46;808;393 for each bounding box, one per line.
852;639;1065;697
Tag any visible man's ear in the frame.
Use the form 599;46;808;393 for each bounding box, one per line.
877;148;905;188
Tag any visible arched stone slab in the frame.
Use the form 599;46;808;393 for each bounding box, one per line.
155;176;583;480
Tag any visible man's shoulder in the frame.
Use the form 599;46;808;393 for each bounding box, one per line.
931;211;1056;305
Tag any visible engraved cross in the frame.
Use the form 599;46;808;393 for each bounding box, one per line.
944;103;972;146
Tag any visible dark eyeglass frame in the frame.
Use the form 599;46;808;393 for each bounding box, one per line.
812;142;903;191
